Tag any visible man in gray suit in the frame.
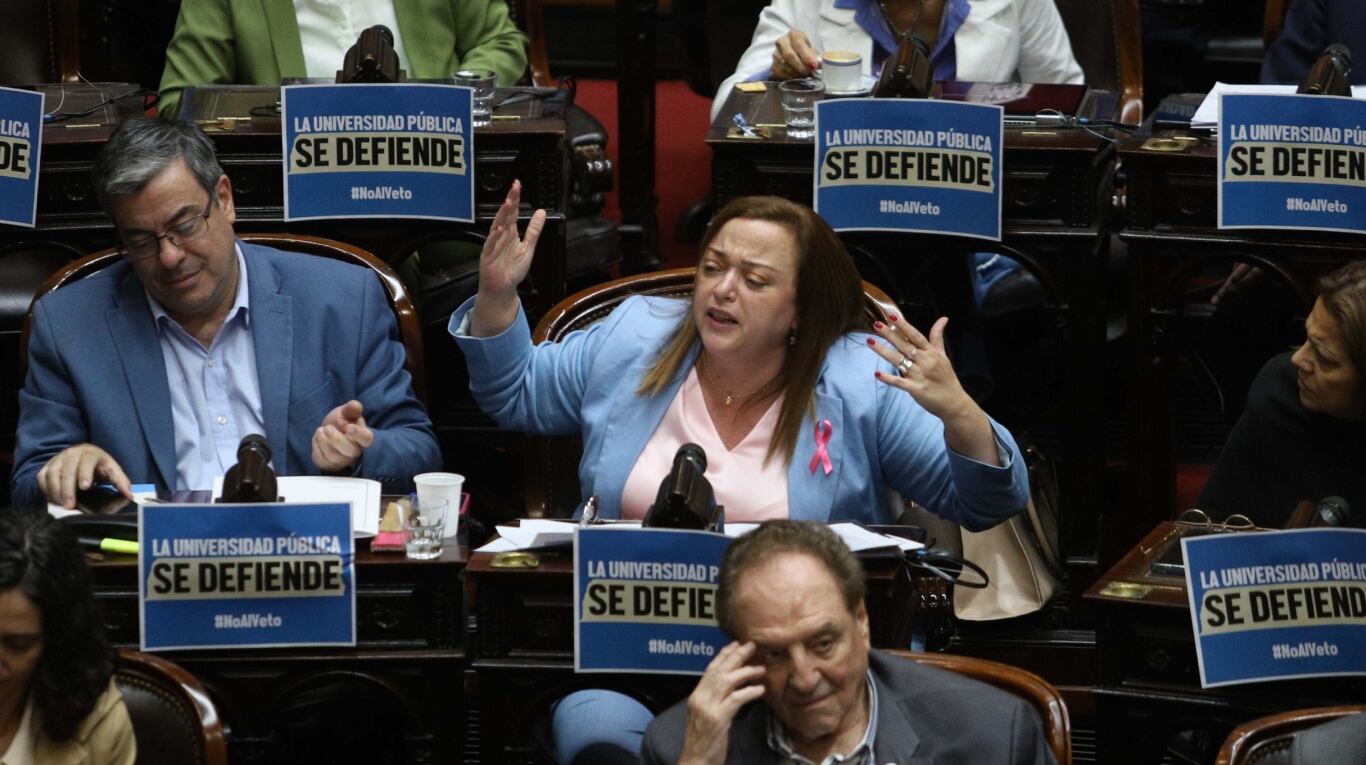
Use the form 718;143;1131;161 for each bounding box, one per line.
641;520;1055;765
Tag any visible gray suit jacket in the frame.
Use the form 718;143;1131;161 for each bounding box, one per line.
641;650;1056;765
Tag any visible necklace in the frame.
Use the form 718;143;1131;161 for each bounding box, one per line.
698;355;773;406
877;0;924;41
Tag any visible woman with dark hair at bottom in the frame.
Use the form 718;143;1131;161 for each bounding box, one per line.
1198;260;1366;527
0;510;135;764
452;184;1030;763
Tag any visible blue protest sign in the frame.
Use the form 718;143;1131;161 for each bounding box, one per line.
574;527;732;674
139;503;355;651
282;84;473;222
0;87;43;228
813;98;1002;240
1218;93;1366;234
1182;528;1366;687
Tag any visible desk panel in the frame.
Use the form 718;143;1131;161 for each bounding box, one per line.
90;546;467;764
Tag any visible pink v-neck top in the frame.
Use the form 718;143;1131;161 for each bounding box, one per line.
620;368;789;521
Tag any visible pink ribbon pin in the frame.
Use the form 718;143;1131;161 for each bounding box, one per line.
808;418;833;475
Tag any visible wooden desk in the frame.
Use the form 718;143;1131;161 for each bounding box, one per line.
464;548;946;764
708;88;1121;595
1084;522;1366;764
1115;98;1366;564
90;544;469;764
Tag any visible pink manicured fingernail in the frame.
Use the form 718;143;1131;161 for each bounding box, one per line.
873;321;884;330
866;338;876;346
874;371;883;379
889;314;899;323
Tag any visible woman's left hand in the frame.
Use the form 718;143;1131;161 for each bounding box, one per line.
867;314;1000;465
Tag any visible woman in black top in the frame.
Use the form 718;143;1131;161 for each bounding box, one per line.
1198;261;1366;527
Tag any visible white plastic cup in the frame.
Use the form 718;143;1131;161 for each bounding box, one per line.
414;473;465;538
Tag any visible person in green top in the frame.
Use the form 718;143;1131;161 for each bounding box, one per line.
156;0;528;117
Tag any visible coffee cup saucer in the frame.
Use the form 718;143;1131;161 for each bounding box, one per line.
824;74;877;98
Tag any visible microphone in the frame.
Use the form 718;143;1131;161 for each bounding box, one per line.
338;25;405;83
643;443;724;531
218;434;279;503
1311;496;1351;527
873;34;933;100
1297;44;1353;97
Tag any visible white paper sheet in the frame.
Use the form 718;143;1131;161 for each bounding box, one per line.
211;475;382;536
1192;82;1366;130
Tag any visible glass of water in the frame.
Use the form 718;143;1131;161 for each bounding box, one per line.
779;78;824;140
401;498;450;560
452;68;498;127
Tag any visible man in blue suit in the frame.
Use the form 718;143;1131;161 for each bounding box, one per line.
11;117;440;509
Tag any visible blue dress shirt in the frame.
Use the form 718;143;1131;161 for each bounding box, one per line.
147;247;265;490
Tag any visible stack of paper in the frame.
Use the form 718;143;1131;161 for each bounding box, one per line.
475;519;922;554
1192;83;1366;131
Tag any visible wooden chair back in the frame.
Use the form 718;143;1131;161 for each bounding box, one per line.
116;650;228;765
1217;705;1366;765
1052;0;1143;126
885;649;1072;764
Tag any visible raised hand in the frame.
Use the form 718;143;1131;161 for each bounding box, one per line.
472;180;547;337
867;314;1000;466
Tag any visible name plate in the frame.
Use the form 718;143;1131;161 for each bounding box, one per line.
1218;93;1366;234
282;83;474;222
814;98;1002;240
1183;528;1366;687
139;502;356;651
0;86;41;228
574;527;732;674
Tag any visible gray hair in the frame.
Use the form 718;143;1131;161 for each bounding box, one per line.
92;116;224;215
715;520;865;638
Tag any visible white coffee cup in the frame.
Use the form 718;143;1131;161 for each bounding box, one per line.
414;473;465;537
821;49;864;93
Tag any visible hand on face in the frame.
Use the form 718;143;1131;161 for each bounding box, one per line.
478;180;546;299
678;641;767;765
311;400;374;473
37;444;133;509
773;31;820;80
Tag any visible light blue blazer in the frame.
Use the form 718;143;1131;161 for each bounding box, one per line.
12;242;441;507
452;295;1027;528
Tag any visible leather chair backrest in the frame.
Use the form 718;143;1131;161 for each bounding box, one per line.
115;650;228;765
1052;0;1143;125
0;0;80;85
885;649;1072;764
1217;705;1366;765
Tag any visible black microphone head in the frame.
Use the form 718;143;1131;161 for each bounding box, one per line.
368;25;396;46
238;433;270;460
1324;44;1353;73
1316;496;1351;526
677;443;707;474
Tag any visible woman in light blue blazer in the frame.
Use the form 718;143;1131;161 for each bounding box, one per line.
451;182;1030;763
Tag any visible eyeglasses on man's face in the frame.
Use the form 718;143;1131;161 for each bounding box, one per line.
119;198;214;261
